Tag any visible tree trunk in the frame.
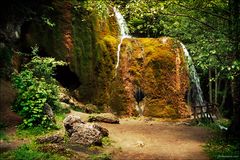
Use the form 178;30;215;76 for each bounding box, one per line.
228;0;240;137
214;69;218;105
209;68;212;104
220;81;227;110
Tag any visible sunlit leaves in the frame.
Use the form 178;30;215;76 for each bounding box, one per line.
12;55;66;128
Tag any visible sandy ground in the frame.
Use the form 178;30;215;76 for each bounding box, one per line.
71;111;211;160
101;118;210;160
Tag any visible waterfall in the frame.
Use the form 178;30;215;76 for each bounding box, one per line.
181;43;205;106
113;7;131;69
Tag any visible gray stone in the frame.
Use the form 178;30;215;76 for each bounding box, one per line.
63;115;109;146
93;124;109;137
88;113;120;124
36;135;64;144
84;104;98;113
44;103;55;123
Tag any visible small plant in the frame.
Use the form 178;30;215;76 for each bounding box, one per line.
12;52;66;128
101;137;113;146
0;130;9;142
0;122;8;141
0;144;67;160
88;153;112;160
16;126;55;139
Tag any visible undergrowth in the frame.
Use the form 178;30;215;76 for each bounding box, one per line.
88;153;111;160
200;118;240;160
0;122;8;141
0;143;67;160
16;113;66;139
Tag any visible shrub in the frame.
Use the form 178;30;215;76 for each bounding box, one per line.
12;56;66;128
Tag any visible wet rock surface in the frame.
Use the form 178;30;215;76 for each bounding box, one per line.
59;91;98;113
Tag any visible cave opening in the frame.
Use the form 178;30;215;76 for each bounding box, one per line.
54;65;81;90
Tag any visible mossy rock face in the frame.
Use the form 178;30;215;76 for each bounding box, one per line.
117;37;190;118
22;1;190;118
23;1;119;109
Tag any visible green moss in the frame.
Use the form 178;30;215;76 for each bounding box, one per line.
144;99;179;118
23;1;189;117
114;37;189;117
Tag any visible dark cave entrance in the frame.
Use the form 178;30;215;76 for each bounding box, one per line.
54;65;80;90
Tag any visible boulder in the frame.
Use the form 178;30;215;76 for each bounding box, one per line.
59;91;98;113
93;124;109;137
84;104;98;113
43;103;55;123
88;113;120;124
63;115;108;146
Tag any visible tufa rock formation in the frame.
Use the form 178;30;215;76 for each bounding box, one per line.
19;1;191;118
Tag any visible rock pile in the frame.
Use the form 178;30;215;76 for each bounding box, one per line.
63;115;108;146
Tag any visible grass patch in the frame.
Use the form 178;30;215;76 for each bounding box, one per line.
0;130;9;142
16;126;58;139
202;118;240;160
16;112;67;139
101;137;113;146
204;135;240;160
0;144;67;160
88;153;111;160
0;122;9;142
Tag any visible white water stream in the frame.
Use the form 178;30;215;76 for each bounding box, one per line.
181;43;205;106
113;7;131;69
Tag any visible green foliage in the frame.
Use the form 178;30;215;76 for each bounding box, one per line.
101;137;113;146
88;153;111;160
16;45;39;57
16;126;55;138
204;135;240;160
42;17;56;28
119;0;239;81
0;122;8;141
12;55;66;128
201;119;240;159
121;0;165;37
0;130;9;142
0;144;67;160
73;0;110;19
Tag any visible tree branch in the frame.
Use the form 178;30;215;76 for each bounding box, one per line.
159;12;216;30
177;3;230;21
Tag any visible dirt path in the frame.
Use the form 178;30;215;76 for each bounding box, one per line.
70;110;211;159
100;118;210;160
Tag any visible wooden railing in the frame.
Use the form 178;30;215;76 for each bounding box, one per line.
193;103;221;122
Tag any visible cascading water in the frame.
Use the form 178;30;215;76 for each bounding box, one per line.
181;43;205;106
113;7;131;69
